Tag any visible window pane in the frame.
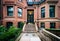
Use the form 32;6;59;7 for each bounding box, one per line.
18;22;24;28
27;0;33;2
8;7;13;11
18;8;22;17
18;22;21;28
7;6;13;16
19;0;22;1
6;22;13;29
50;22;55;28
41;22;45;28
49;5;55;17
41;7;45;18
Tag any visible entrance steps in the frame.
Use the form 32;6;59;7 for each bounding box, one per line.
22;23;38;33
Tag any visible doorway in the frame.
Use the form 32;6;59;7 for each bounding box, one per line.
27;10;34;23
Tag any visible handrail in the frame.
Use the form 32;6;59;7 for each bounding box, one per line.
22;23;26;32
35;23;38;32
42;29;60;40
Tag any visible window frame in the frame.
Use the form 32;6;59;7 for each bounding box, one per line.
18;0;22;2
7;6;13;16
18;22;21;28
41;22;45;28
27;0;33;2
41;7;45;18
18;8;22;17
18;22;23;28
50;22;56;28
6;22;13;29
49;5;55;18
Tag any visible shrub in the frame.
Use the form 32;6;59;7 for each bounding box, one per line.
0;26;22;41
0;25;6;35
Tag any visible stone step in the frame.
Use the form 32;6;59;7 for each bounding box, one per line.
24;23;36;32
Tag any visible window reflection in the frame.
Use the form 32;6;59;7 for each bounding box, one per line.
41;7;45;18
7;6;13;16
49;5;55;17
27;0;33;2
18;8;22;17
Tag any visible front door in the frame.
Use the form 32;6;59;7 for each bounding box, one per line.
27;10;34;23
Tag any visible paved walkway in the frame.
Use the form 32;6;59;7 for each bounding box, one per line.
20;33;41;41
16;23;52;41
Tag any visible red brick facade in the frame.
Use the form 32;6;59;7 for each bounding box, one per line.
0;0;60;29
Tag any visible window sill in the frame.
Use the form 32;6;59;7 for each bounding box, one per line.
5;16;15;18
38;17;58;20
43;17;58;19
18;16;22;18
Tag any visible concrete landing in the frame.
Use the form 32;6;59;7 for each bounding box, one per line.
20;33;41;41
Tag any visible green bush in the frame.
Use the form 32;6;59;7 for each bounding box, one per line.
0;25;6;35
0;26;22;41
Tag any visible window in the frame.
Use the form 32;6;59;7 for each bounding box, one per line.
18;0;22;2
7;6;13;16
18;8;22;17
41;7;45;18
40;0;45;1
50;22;55;28
18;22;23;28
41;22;45;28
27;0;33;2
18;22;21;28
49;5;55;17
6;22;13;29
